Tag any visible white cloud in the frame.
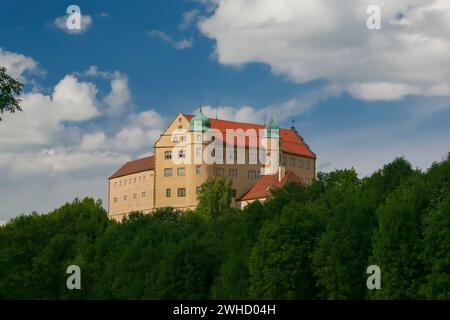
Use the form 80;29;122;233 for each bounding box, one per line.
426;83;450;96
54;14;92;34
197;87;330;124
75;66;132;115
348;82;420;101
79;132;107;151
0;75;100;150
0;148;128;178
52;75;100;121
179;9;200;30
148;30;193;50
0;48;38;79
104;76;131;114
199;0;450;101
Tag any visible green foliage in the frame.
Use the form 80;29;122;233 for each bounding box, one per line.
0;66;23;121
370;174;428;299
0;155;449;299
249;202;325;299
196;178;233;219
313;158;415;299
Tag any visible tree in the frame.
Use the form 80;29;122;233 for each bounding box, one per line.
212;201;267;299
0;66;23;121
420;193;450;299
196;178;233;219
249;202;325;299
420;154;450;299
370;174;428;299
312;158;414;299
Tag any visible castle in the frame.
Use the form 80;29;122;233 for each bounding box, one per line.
108;111;316;221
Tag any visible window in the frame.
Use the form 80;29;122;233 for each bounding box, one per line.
178;188;186;197
290;158;295;166
178;125;183;130
196;165;201;174
124;179;126;185
298;159;304;168
134;177;137;183
164;168;173;177
306;160;310;169
248;170;257;179
142;192;146;197
165;151;172;159
123;195;127;201
256;171;261;179
231;189;237;197
283;156;287;165
178;167;186;176
114;182;117;187
139;176;141;182
229;169;237;177
196;186;201;195
228;150;237;162
129;179;131;184
113;197;117;202
133;193;137;199
216;167;224;176
180;135;185;142
197;134;201;141
249;152;257;163
173;135;179;142
179;117;182;122
166;188;171;197
143;175;146;181
196;147;201;157
119;181;122;186
178;150;185;158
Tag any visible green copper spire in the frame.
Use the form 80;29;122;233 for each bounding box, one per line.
189;108;211;132
264;117;279;138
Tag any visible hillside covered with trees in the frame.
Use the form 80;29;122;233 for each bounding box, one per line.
1;154;449;300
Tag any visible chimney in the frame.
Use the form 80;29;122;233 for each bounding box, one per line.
278;166;286;182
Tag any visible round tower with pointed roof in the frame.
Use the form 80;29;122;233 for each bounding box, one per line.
262;117;281;175
264;117;280;138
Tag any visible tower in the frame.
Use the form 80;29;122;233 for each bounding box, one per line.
261;117;281;175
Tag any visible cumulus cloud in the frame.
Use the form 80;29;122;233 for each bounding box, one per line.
75;66;131;115
84;109;168;152
0;48;38;79
148;30;193;50
199;0;450;101
197;86;331;124
0;54;166;219
104;77;131;114
0;148;128;178
0;75;100;150
54;13;92;34
79;132;107;151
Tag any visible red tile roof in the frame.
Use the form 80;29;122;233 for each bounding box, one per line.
109;156;155;179
183;114;315;159
239;171;304;201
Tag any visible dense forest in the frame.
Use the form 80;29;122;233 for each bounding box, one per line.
0;154;449;300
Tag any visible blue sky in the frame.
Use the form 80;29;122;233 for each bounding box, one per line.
1;0;449;221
